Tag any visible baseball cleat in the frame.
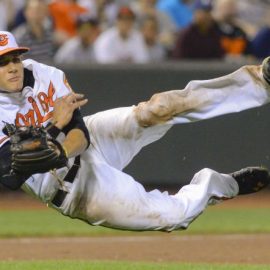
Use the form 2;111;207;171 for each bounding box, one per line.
262;56;270;85
230;167;270;195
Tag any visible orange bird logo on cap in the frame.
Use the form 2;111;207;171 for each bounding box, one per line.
0;34;8;46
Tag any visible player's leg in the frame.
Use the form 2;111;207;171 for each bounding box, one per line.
83;64;268;171
83;107;173;170
73;163;239;231
135;64;270;127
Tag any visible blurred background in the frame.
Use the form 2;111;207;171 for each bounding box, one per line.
1;0;270;64
1;0;270;190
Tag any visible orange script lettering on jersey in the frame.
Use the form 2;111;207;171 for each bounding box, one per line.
15;82;56;126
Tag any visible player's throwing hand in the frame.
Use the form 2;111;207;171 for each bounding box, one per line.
52;93;88;129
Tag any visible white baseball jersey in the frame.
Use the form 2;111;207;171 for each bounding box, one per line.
0;59;75;204
1;60;270;231
0;59;72;146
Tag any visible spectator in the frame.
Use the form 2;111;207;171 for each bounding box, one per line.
12;0;55;63
0;0;16;31
156;0;194;30
11;0;25;13
54;17;100;64
140;16;166;62
78;0;119;30
11;0;28;30
131;0;176;52
213;0;249;58
48;0;88;46
94;6;149;64
172;0;224;60
236;0;269;39
114;0;133;5
251;26;270;59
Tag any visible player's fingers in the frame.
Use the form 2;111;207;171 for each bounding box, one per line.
64;94;76;103
55;95;71;106
72;98;88;109
73;93;85;99
66;93;85;104
69;93;85;101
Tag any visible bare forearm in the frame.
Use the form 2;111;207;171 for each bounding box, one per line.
62;129;88;158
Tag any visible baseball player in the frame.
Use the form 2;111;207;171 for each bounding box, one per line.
0;30;270;232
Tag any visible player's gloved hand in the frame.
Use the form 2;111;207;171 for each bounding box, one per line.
0;141;30;190
4;123;68;175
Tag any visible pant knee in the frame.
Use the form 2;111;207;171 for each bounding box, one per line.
191;168;238;199
135;93;175;127
194;167;217;177
192;168;220;186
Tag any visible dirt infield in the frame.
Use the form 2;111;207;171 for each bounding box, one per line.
1;234;270;264
1;191;270;264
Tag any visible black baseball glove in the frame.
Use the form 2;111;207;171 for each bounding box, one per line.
4;123;68;175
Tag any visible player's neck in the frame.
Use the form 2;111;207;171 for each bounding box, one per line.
0;88;23;94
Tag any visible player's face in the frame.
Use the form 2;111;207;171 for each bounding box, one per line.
0;53;24;93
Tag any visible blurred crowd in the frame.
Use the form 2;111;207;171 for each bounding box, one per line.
1;0;270;64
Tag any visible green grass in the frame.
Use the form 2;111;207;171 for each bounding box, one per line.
188;208;270;234
0;207;270;237
1;208;270;269
0;261;270;270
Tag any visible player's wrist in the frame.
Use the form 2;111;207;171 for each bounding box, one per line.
46;123;62;138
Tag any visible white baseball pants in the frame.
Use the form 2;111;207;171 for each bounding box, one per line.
78;107;237;231
61;64;270;231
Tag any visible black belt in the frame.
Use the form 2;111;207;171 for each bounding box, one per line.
51;155;81;207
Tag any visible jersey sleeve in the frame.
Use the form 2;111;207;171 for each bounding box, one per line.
50;67;74;99
27;59;74;100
